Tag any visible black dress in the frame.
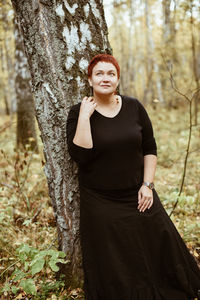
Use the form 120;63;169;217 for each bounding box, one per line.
67;95;200;300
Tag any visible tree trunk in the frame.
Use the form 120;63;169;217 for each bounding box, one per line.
4;95;10;115
1;0;16;114
127;0;136;96
0;42;10;115
162;0;171;42
15;18;38;151
112;0;126;94
11;0;111;287
144;0;164;104
162;0;178;107
190;0;199;125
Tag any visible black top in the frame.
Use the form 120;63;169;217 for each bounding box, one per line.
66;95;157;190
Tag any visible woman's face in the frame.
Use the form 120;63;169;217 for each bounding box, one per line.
88;61;119;96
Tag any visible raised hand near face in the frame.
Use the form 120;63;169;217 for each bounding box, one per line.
80;96;97;119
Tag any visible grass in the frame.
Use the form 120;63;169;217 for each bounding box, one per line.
0;102;199;298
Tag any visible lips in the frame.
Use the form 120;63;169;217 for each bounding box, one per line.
101;85;111;87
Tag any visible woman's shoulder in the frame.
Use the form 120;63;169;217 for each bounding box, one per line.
121;95;142;108
121;95;149;120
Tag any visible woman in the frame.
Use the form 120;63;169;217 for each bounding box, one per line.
67;54;200;300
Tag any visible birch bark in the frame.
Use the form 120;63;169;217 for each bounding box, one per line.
11;0;111;286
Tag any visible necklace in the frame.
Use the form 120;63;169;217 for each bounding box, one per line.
110;95;119;104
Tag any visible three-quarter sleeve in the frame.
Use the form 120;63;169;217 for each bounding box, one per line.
137;100;157;156
66;104;94;165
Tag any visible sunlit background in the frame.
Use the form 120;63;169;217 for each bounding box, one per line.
0;1;199;298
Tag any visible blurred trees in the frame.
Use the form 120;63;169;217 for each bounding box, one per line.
144;0;164;104
0;1;38;151
0;0;15;114
0;0;199;296
1;0;199;113
15;19;38;151
189;0;200;124
108;0;200;115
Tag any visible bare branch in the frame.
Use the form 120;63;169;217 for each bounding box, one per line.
162;54;196;216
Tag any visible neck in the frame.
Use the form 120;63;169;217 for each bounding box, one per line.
93;92;116;105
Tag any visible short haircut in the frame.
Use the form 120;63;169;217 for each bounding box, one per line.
88;54;120;78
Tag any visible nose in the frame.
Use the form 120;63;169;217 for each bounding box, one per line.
102;75;109;82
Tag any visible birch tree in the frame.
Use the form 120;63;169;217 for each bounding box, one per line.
190;0;199;125
0;0;15;114
144;0;164;104
15;18;38;151
126;0;136;96
161;0;178;106
11;0;111;287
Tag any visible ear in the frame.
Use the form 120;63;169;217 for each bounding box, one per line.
88;78;92;87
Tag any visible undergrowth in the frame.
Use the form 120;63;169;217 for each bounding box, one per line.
0;103;199;299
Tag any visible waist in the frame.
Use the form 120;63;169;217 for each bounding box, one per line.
79;184;140;200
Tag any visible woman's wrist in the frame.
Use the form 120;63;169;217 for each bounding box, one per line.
79;113;90;121
142;181;154;190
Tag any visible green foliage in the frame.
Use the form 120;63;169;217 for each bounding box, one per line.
1;244;69;298
0;108;199;299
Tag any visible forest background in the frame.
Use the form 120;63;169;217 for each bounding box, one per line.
0;0;200;299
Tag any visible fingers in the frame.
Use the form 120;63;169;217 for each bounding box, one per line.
139;197;153;212
88;96;94;102
80;96;97;118
82;96;97;106
138;190;142;203
138;186;154;212
82;96;94;102
137;193;153;212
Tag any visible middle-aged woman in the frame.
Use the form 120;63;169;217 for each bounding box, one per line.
66;54;200;300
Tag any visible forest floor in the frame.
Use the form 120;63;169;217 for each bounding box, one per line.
0;103;199;299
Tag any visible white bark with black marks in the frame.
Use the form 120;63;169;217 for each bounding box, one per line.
11;0;111;286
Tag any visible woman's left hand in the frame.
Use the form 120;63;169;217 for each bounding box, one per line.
138;185;153;212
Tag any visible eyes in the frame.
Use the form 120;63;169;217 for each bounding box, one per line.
95;71;116;77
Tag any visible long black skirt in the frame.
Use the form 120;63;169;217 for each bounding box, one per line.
79;185;200;300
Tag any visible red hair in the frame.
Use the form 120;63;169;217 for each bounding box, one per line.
88;54;120;78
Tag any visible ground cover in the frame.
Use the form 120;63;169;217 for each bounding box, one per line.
0;103;199;299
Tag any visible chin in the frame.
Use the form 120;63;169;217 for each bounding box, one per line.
95;90;114;96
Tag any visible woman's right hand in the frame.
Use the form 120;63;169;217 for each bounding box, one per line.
80;96;97;118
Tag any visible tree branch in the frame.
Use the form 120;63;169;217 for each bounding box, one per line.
162;54;199;216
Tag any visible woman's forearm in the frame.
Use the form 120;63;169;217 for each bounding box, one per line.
143;154;157;182
73;114;93;149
